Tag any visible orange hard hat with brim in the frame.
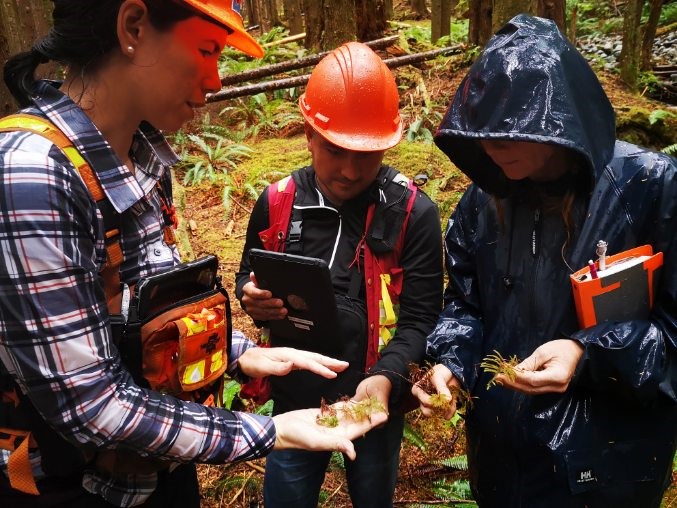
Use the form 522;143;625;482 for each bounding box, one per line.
181;0;264;58
299;42;402;152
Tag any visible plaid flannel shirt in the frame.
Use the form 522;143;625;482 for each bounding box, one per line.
0;81;275;507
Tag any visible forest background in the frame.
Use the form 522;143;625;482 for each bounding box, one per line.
1;0;676;506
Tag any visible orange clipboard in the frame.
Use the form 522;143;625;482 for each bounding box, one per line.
569;245;663;329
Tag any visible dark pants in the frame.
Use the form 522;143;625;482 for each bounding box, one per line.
0;463;200;508
264;413;404;508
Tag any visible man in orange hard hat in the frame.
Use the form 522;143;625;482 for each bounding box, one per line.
236;42;444;507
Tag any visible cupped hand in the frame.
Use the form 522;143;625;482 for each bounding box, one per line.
238;346;349;379
411;363;460;420
241;274;287;321
352;375;392;410
496;338;584;394
272;400;388;460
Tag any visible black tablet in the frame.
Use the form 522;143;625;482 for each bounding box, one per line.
134;255;219;320
248;249;341;354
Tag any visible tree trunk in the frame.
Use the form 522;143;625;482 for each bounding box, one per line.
0;0;54;115
244;0;260;26
356;0;387;41
323;0;356;49
492;0;537;33
431;0;453;43
619;0;645;90
469;0;493;46
569;3;577;46
384;0;394;19
282;0;304;35
258;0;280;32
537;0;566;34
410;0;428;19
640;0;664;71
303;0;323;50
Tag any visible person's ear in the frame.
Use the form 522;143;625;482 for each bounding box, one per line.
117;0;149;58
304;122;314;152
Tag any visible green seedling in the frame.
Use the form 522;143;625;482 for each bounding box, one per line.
480;350;521;389
315;398;339;428
315;396;386;428
409;362;474;416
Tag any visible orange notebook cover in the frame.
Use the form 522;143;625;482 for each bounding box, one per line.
570;245;663;329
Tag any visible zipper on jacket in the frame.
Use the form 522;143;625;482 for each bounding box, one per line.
531;208;541;257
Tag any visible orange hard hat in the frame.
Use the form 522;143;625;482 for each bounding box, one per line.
299;41;402;151
181;0;264;58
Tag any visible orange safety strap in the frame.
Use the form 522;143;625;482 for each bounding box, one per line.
0;427;39;495
0;114;127;495
0;114;123;272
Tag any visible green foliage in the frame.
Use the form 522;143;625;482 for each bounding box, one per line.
218;27;307;76
649;109;676;126
662;143;677;156
660;1;677;25
329;451;345;471
220;92;304;140
480;350;521;390
255;398;274;416
179;133;253;186
221;379;241;410
435;454;469;471
403;421;427;451
431;478;477;505
639;72;663;97
403;77;444;143
434;19;469;46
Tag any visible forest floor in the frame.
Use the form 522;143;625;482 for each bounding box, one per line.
173;34;677;508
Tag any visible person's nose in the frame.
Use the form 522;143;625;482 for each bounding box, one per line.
340;156;362;182
203;63;222;95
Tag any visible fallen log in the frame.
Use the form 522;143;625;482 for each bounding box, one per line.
262;32;306;48
209;44;463;102
220;34;400;87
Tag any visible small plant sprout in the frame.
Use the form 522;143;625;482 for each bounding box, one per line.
340;396;386;423
315;398;339;428
315;396;387;428
409;362;473;416
480;350;522;389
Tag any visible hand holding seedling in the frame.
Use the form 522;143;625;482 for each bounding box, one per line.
411;363;462;420
273;399;388;460
492;339;584;394
352;374;391;414
238;346;348;379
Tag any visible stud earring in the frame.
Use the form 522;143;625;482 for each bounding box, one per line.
126;45;134;54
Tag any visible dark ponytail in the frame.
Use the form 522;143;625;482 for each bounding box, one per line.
3;0;195;109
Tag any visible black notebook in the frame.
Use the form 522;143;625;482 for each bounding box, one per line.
249;249;341;354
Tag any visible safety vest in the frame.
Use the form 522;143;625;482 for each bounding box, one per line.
259;171;418;368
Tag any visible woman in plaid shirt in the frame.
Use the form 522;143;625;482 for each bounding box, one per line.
0;1;386;507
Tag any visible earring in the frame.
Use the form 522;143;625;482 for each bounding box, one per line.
126;45;134;55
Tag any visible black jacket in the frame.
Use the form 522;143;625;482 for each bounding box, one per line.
236;165;443;414
431;14;677;507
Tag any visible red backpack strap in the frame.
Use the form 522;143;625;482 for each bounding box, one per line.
241;176;296;405
258;175;296;253
363;177;418;370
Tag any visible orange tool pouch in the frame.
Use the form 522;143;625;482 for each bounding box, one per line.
136;285;231;404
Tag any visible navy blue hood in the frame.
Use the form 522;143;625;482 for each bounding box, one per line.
435;14;616;197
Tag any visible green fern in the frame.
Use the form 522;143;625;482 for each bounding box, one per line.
661;143;677;156
254;398;274;416
402;421;427;451
221;379;241;410
434;454;469;471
